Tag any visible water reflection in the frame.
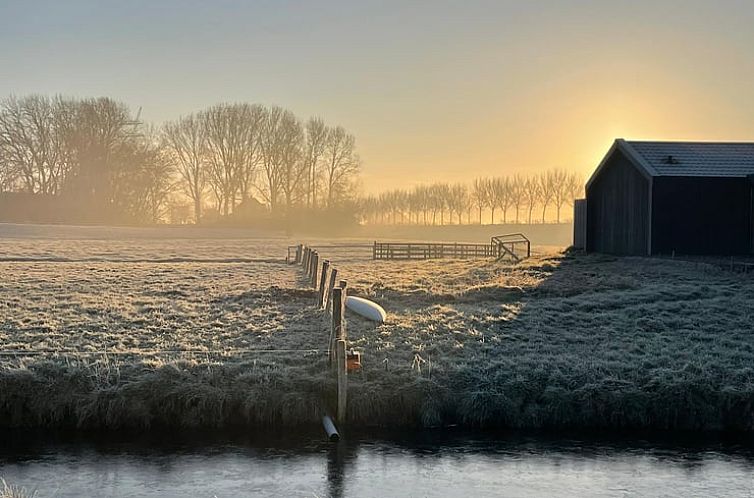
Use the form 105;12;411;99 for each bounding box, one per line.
1;429;753;498
326;441;351;498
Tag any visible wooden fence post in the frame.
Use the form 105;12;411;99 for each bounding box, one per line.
305;247;312;276
318;260;330;308
336;282;348;356
326;268;339;313
303;246;310;270
333;283;348;422
310;251;319;287
331;286;343;366
336;338;347;423
295;244;303;264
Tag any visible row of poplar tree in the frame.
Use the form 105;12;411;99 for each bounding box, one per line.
359;171;583;225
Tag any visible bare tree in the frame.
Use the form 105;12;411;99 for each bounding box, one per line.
235;103;265;206
538;170;556;223
62;97;138;218
322;126;360;208
163;114;207;222
202;105;234;215
140;139;175;223
415;185;431;224
259;106;285;213
471;177;488;224
488;177;512;224
509;175;525;223
522;176;540;224
277;110;306;213
447;183;468;224
566;172;584;204
430;183;450;225
0;95;71;195
304;117;327;209
549;169;570;223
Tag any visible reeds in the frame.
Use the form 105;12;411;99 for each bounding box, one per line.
0;479;35;498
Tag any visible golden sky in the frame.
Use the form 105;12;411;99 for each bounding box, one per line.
2;0;754;192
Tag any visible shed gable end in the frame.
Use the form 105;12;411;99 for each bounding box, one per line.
586;149;650;255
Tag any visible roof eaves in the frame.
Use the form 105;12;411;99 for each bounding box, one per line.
618;140;659;177
585;139;657;191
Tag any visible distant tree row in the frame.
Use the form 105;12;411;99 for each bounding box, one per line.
0;94;360;223
358;171;583;226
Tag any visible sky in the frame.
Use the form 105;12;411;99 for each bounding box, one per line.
2;0;754;192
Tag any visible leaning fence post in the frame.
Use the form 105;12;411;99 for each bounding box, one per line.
336;338;347;423
318;260;330;308
295;244;303;264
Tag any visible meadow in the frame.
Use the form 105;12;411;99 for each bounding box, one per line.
1;223;753;431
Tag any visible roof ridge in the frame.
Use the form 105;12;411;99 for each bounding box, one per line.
625;140;754;145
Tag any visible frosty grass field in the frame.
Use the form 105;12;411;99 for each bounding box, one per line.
1;223;753;431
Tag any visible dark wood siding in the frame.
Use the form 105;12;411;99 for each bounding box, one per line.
651;177;752;255
573;199;587;249
586;150;650;255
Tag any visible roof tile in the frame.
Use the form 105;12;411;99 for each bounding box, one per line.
626;141;754;177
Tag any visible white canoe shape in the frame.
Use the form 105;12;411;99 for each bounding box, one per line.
345;296;387;323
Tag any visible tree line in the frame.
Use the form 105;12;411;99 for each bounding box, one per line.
0;94;585;228
0;94;360;224
358;171;583;226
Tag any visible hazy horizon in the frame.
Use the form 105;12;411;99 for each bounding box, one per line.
3;0;754;193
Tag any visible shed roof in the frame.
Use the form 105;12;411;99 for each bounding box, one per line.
587;139;754;189
626;140;754;177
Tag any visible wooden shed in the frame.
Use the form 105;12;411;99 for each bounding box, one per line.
584;139;754;256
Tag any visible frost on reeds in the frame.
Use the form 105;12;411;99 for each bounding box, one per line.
0;479;35;498
1;236;754;431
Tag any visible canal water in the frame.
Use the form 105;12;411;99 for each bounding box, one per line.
1;430;752;497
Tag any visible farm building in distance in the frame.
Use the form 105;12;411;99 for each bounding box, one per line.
579;139;754;256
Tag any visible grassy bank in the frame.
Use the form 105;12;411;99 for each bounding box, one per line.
1;227;753;431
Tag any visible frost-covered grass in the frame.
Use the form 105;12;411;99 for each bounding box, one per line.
341;254;754;430
0;479;34;498
1;224;753;431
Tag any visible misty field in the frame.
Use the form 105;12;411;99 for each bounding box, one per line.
1;224;753;431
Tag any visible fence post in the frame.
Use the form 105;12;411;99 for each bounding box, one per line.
331;286;344;366
339;280;348;309
326;268;339;313
295;244;303;264
372;241;377;260
303;246;310;270
318;260;330;308
305;248;313;276
336;338;347;423
310;251;319;287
